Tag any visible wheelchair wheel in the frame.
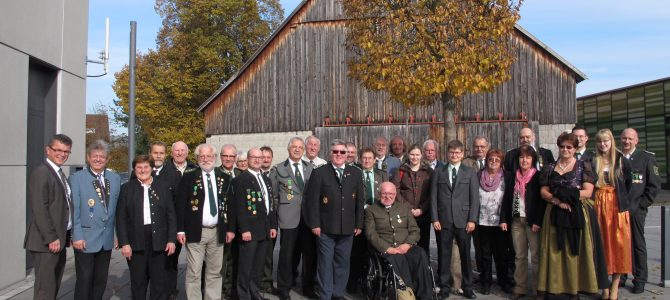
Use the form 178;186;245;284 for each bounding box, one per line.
363;253;383;300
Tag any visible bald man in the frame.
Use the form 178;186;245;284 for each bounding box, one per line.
620;128;661;294
504;128;555;172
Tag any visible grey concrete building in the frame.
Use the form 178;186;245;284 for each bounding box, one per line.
0;0;88;289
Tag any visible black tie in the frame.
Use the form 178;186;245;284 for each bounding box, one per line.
97;174;108;210
58;169;71;226
256;173;268;212
206;173;216;217
294;163;304;189
576;152;582;160
365;171;374;204
451;167;457;189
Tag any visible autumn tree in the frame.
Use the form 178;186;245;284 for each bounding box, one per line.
113;0;283;151
343;0;521;141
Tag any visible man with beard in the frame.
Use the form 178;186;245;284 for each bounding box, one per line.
177;144;235;300
373;136;402;177
390;136;407;161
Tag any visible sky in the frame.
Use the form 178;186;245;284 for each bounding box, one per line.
86;0;670;113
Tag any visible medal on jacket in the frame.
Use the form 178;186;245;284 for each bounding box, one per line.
88;198;95;218
191;199;199;211
287;179;294;200
397;214;402;223
323;196;328;204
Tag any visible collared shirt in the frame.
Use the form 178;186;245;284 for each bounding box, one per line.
201;170;219;227
430;160;438;170
91;169;105;187
332;163;346;179
153;165;164;176
303;156;327;168
448;162;461;186
174;160;187;175
289;158;304;178
47;158;72;230
141;180;152;225
221;167;236;178
376;156;386;170
248;169;270;212
624;147;636;159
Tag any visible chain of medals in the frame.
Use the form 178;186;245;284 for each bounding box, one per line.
90;178;111;219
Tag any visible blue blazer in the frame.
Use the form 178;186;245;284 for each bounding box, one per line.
70;167;121;253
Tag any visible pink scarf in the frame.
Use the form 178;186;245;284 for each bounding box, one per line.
514;168;537;199
479;168;503;192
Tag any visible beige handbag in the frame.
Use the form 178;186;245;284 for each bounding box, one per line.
395;274;416;300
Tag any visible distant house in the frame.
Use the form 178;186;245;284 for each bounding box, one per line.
0;0;88;289
199;0;585;160
577;76;670;187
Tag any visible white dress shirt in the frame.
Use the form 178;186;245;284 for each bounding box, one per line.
47;158;72;230
201;170;219;227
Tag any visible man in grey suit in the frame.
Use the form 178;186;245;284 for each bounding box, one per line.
270;137;314;300
24;134;74;300
430;140;479;299
70;140;121;300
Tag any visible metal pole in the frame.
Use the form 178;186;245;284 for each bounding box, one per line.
662;206;670;287
127;21;137;173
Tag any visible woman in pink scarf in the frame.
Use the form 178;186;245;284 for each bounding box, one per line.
500;145;547;300
475;149;514;295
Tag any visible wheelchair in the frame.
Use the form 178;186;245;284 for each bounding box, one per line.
361;249;438;300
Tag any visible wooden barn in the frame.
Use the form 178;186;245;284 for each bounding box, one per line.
198;0;586;161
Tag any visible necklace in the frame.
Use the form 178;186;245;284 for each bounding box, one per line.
557;158;574;172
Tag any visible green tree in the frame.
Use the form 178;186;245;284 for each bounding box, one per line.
343;0;521;141
113;0;284;151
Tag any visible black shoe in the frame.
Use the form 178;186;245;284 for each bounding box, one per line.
277;291;291;300
302;288;318;299
346;283;360;294
502;284;515;294
619;275;627;287
332;297;344;300
438;289;450;299
462;289;477;299
631;282;645;294
480;285;490;295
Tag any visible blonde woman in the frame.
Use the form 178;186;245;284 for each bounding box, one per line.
592;129;633;299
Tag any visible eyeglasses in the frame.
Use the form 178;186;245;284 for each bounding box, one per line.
380;192;395;196
559;145;575;150
331;150;347;155
248;156;262;160
49;146;72;155
448;151;462;156
220;155;236;158
487;157;501;162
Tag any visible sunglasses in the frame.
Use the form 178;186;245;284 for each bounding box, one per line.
559;145;574;150
331;150;347;155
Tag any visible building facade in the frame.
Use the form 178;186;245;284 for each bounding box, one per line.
577;77;670;187
199;0;585;162
0;0;88;289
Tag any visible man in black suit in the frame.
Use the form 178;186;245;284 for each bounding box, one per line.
504;127;555;173
164;140;198;177
24;134;73;300
620;128;661;294
233;148;278;300
150;141;183;297
217;143;242;299
431;140;479;299
259;146;276;293
572;126;594;162
177;143;235;300
305;139;365;300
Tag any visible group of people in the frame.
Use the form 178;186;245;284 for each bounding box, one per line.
24;126;660;300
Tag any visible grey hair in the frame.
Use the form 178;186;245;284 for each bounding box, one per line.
220;144;237;153
473;135;489;146
237;150;248;160
194;143;216;156
287;137;305;149
87;140;110;156
422;139;439;150
330;139;347;149
305;135;321;145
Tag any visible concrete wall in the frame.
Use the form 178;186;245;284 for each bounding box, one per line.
207;131;315;167
0;0;88;289
538;124;574;160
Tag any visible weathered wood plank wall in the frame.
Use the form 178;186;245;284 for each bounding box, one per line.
204;0;578;136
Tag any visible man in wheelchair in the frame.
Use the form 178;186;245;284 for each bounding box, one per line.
365;182;434;299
